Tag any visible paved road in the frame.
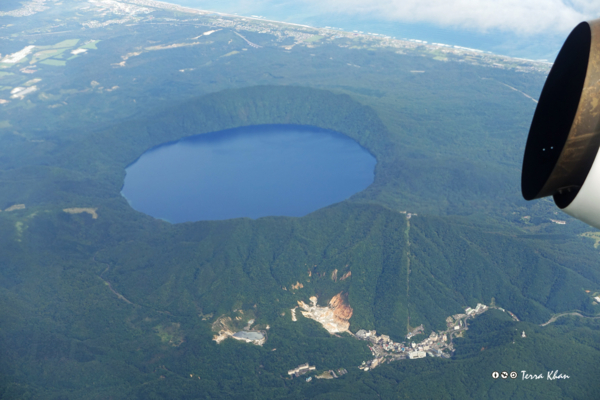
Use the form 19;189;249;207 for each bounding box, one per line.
541;312;600;327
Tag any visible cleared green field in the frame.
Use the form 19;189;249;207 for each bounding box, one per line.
221;50;239;57
52;39;79;48
40;59;66;66
305;35;323;42
0;71;14;77
35;39;79;51
24;78;40;86
31;49;68;64
80;40;100;49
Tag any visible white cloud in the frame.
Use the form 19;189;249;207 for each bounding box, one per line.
298;0;600;35
185;0;600;35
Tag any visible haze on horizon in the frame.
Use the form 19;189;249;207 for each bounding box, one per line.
162;0;600;60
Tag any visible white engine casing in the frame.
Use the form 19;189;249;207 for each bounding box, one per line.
562;148;600;229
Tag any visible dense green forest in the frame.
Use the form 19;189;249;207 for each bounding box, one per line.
1;1;599;399
2;198;600;398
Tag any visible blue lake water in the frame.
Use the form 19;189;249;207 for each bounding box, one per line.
121;125;376;223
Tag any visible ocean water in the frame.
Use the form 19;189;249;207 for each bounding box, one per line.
0;0;24;12
160;0;564;61
121;125;376;223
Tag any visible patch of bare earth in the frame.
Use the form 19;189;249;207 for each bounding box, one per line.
63;207;98;219
212;316;235;343
298;292;353;334
4;204;25;212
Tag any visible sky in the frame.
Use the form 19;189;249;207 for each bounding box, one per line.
163;0;600;60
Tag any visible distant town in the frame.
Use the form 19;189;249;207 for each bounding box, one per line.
1;0;551;75
121;0;552;74
286;301;524;379
355;303;495;371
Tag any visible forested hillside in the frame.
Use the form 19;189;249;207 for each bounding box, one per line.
1;3;599;398
1;83;599;400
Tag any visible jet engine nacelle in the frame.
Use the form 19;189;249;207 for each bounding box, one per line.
522;18;600;229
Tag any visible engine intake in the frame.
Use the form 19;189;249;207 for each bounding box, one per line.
522;19;600;229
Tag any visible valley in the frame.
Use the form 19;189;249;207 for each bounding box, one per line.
0;1;600;399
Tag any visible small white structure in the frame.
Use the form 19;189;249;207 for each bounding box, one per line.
288;363;316;376
355;329;368;339
408;351;426;359
522;331;526;338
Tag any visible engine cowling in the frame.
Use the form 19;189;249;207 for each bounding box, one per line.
522;18;600;229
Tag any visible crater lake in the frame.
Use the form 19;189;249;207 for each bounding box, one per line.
121;124;376;222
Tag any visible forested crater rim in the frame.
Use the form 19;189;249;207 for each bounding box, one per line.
50;86;396;218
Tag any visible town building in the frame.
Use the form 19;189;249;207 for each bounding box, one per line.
408;351;426;359
355;329;368;339
288;363;316;377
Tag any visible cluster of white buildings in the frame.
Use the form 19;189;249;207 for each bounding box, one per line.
465;303;488;316
287;363;316;377
549;219;567;225
356;327;450;361
356;303;494;371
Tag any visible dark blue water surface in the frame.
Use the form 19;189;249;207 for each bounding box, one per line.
121;125;376;223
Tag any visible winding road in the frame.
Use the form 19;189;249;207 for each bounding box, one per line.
540;311;600;327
